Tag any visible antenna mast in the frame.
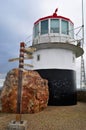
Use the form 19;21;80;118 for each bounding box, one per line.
80;0;86;89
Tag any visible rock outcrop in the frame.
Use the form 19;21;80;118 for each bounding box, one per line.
1;68;49;113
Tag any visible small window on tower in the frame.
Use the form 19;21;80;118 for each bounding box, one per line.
37;54;40;61
72;55;75;63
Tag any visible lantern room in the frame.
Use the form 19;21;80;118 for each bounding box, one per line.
33;9;74;45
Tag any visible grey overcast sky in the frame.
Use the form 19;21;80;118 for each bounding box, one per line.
0;0;86;81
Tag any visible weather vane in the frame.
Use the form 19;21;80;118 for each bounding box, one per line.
53;8;58;16
55;8;58;13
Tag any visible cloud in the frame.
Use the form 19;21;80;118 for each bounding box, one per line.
0;0;86;75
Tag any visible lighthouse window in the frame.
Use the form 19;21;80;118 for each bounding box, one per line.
50;19;59;33
41;20;48;34
72;55;75;63
61;20;68;35
69;23;74;38
37;54;40;61
34;23;39;37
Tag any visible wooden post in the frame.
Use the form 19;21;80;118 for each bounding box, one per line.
16;42;25;122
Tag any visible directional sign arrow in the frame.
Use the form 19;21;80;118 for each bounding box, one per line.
8;55;33;62
24;47;36;54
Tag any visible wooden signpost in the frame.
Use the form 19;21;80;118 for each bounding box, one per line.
8;42;36;122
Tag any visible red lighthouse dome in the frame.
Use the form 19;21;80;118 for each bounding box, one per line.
34;8;73;24
33;8;74;45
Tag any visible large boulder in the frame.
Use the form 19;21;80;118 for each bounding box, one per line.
1;68;49;113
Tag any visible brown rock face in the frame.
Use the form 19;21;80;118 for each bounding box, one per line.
1;68;49;113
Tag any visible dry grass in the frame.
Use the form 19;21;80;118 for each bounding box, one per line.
0;102;86;130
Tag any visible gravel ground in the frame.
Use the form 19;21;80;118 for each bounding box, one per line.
0;102;86;130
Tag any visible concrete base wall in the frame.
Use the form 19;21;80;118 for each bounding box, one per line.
77;90;86;102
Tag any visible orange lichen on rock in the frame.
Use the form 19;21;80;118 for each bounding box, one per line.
1;68;49;113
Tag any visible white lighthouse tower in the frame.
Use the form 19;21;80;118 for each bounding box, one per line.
31;9;84;105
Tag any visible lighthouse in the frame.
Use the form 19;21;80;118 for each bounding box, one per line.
31;9;84;105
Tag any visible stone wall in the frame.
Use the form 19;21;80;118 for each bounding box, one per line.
1;68;49;113
77;90;86;102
